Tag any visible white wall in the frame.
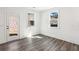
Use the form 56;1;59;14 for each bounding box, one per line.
0;7;40;44
40;7;79;45
6;8;40;38
0;8;6;44
20;8;40;38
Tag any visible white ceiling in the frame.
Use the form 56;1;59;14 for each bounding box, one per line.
27;7;53;11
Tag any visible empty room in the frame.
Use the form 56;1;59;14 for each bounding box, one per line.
0;7;79;51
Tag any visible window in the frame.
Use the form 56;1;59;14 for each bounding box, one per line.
50;10;59;27
28;13;34;26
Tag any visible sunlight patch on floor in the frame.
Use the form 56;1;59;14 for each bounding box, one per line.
27;35;43;39
32;36;43;39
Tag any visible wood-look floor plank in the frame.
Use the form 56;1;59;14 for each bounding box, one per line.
0;34;79;51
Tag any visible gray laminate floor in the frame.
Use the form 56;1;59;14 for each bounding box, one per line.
0;34;79;51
